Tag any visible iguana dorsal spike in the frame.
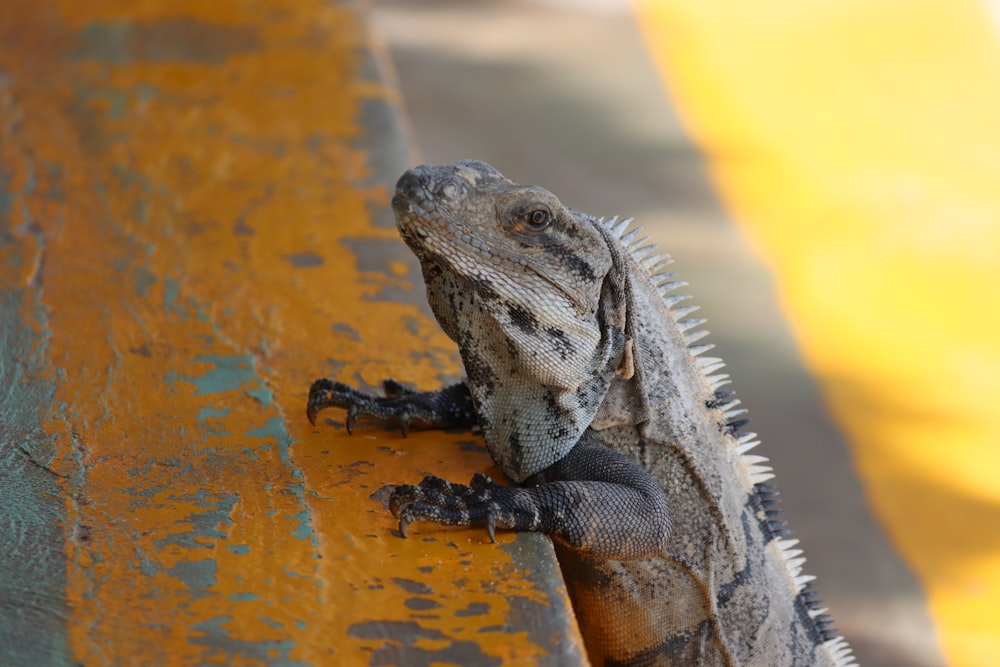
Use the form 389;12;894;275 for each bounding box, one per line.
620;228;644;245
677;317;707;332
661;293;692;308
672;304;701;319
685;330;712;345
688;342;715;356
607;215;631;236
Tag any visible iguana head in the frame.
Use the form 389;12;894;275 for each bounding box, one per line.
392;160;612;322
391;160;630;480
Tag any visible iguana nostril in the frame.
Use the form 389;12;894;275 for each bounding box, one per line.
439;180;462;200
395;169;426;202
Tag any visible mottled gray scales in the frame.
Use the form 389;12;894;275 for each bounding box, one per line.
507;303;540;335
307;161;857;666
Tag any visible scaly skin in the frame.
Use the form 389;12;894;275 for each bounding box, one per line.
308;161;856;666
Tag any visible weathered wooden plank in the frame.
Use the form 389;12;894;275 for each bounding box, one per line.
0;1;586;665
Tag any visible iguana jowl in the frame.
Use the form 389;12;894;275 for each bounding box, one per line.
308;161;857;666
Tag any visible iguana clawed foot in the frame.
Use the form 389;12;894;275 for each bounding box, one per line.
389;472;505;542
307;378;477;435
308;377;495;538
307;378;417;434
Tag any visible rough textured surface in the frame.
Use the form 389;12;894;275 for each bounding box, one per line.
0;3;585;665
309;161;858;665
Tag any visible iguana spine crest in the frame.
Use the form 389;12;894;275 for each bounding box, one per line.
600;212;856;665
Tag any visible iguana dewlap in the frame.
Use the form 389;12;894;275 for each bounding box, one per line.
308;161;857;667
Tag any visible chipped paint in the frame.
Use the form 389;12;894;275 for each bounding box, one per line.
73;19;261;64
1;0;587;664
0;292;70;666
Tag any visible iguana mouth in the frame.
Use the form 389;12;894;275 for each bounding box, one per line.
391;168;423;213
391;165;523;276
391;167;463;251
391;169;430;220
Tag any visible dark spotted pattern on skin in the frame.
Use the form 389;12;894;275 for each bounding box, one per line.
469;276;501;303
507;303;539;335
458;345;497;410
547;244;599;283
546;326;574;360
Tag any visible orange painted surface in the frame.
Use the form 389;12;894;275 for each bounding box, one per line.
634;1;1000;665
0;1;583;664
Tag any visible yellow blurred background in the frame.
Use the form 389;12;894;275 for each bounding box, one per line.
633;2;1000;666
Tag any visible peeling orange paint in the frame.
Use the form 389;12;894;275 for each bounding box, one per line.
1;1;584;664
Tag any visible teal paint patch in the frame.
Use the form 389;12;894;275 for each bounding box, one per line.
290;511;313;541
259;617;284;630
279;482;315;547
189;616;312;667
197;405;230;420
177;348;321;615
134;267;156;297
0;172;14;220
110;165;153;225
198;424;232;438
0;291;72;666
73;20;261;65
282;252;324;268
153;490;238;550
167;558;217;600
246;386;273;405
6;160;38;233
74;85;130;121
245;416;292;463
136;548;159;576
227;544;250;555
186;354;256;395
228;592;260;602
73;21;128;64
163;277;187;319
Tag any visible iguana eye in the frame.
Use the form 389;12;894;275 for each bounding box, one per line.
506;200;557;241
524;208;551;230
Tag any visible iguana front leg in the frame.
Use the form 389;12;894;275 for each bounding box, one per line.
308;380;671;559
306;378;477;435
390;433;672;560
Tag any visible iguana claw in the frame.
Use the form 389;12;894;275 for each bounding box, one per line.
306;378;475;435
397;514;411;538
388;474;504;542
345;404;360;435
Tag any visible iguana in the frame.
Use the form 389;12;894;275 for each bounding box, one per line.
308;160;857;666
